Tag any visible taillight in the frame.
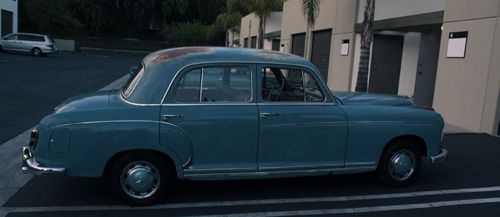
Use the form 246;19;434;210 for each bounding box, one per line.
29;128;38;147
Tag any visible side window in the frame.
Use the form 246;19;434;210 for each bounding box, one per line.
261;67;325;102
173;66;252;103
17;35;29;41
304;72;325;102
174;69;201;102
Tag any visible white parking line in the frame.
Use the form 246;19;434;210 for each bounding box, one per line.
199;197;500;217
2;185;500;215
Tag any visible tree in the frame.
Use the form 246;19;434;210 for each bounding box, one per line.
215;0;253;46
355;0;375;92
248;0;283;49
301;0;321;57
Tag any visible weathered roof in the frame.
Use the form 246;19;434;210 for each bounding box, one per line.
143;46;312;68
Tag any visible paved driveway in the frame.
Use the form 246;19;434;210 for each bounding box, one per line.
0;50;145;144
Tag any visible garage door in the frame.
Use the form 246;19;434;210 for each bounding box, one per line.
291;33;306;57
311;29;332;80
1;10;13;37
251;36;257;48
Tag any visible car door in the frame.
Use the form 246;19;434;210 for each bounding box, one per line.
160;64;258;174
1;33;17;50
16;34;34;52
257;64;348;170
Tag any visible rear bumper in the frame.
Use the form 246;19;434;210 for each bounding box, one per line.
41;47;58;54
22;146;66;175
429;148;448;164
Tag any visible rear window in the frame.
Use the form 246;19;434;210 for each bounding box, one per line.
47;36;55;43
122;63;144;98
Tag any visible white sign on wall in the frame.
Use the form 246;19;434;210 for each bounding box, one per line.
446;31;468;58
341;39;349;56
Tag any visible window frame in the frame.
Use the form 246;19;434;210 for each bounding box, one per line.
258;64;329;104
170;64;254;104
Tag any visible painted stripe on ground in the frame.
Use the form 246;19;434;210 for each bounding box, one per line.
3;185;500;214
197;197;500;217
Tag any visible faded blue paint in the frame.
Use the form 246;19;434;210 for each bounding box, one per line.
30;47;445;180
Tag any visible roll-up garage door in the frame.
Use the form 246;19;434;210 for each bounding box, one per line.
311;29;332;80
291;33;306;57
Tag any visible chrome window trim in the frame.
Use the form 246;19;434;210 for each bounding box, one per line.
172;65;254;104
160;61;335;105
259;66;328;104
121;62;145;99
199;67;204;102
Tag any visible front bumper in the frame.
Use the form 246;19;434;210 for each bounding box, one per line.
22;146;66;175
429;148;448;164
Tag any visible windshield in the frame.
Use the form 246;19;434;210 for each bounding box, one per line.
122;63;144;98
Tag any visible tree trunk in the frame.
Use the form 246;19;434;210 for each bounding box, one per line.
355;0;375;92
258;15;266;49
305;24;310;58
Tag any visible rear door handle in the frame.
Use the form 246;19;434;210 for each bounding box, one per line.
260;112;279;119
161;114;183;121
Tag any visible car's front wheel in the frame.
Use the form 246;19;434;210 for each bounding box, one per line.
377;140;421;186
109;152;171;206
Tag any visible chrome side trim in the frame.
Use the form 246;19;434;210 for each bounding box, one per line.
259;163;344;171
183;166;376;179
263;122;346;128
430;148;448;164
54;120;162;128
22;146;66;175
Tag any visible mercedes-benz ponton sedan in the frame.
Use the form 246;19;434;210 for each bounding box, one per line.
22;47;447;205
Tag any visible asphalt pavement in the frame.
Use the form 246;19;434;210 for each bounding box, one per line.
0;49;145;144
1;133;499;216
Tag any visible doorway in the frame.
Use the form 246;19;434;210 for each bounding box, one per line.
413;31;441;107
368;34;404;94
1;10;13;37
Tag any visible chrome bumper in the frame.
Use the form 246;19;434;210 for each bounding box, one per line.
430;148;448;164
22;146;66;175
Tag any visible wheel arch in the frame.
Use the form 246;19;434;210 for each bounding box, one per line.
381;135;428;159
103;149;179;178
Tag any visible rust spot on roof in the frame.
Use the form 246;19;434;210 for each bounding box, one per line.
147;47;212;65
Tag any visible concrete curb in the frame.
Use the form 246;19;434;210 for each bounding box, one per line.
0;74;129;208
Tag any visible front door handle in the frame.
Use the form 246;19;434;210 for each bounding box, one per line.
161;114;183;121
260;112;279;119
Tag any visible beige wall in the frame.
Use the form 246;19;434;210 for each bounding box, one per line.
357;0;444;23
240;12;282;50
433;0;500;134
281;0;357;90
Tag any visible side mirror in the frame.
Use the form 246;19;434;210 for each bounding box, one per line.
129;66;138;76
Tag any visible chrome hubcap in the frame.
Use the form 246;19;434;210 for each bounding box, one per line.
120;161;160;199
389;149;415;181
33;49;40;56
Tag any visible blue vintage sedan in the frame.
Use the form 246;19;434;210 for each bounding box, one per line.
22;47;447;205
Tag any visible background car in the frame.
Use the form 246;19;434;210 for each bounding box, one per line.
0;33;57;56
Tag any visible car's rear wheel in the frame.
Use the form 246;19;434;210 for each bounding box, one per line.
32;48;42;56
377;140;421;186
109;152;171;206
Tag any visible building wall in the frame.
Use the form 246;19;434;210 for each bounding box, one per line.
433;0;500;134
357;0;444;23
281;0;357;90
240;12;282;50
0;0;18;36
